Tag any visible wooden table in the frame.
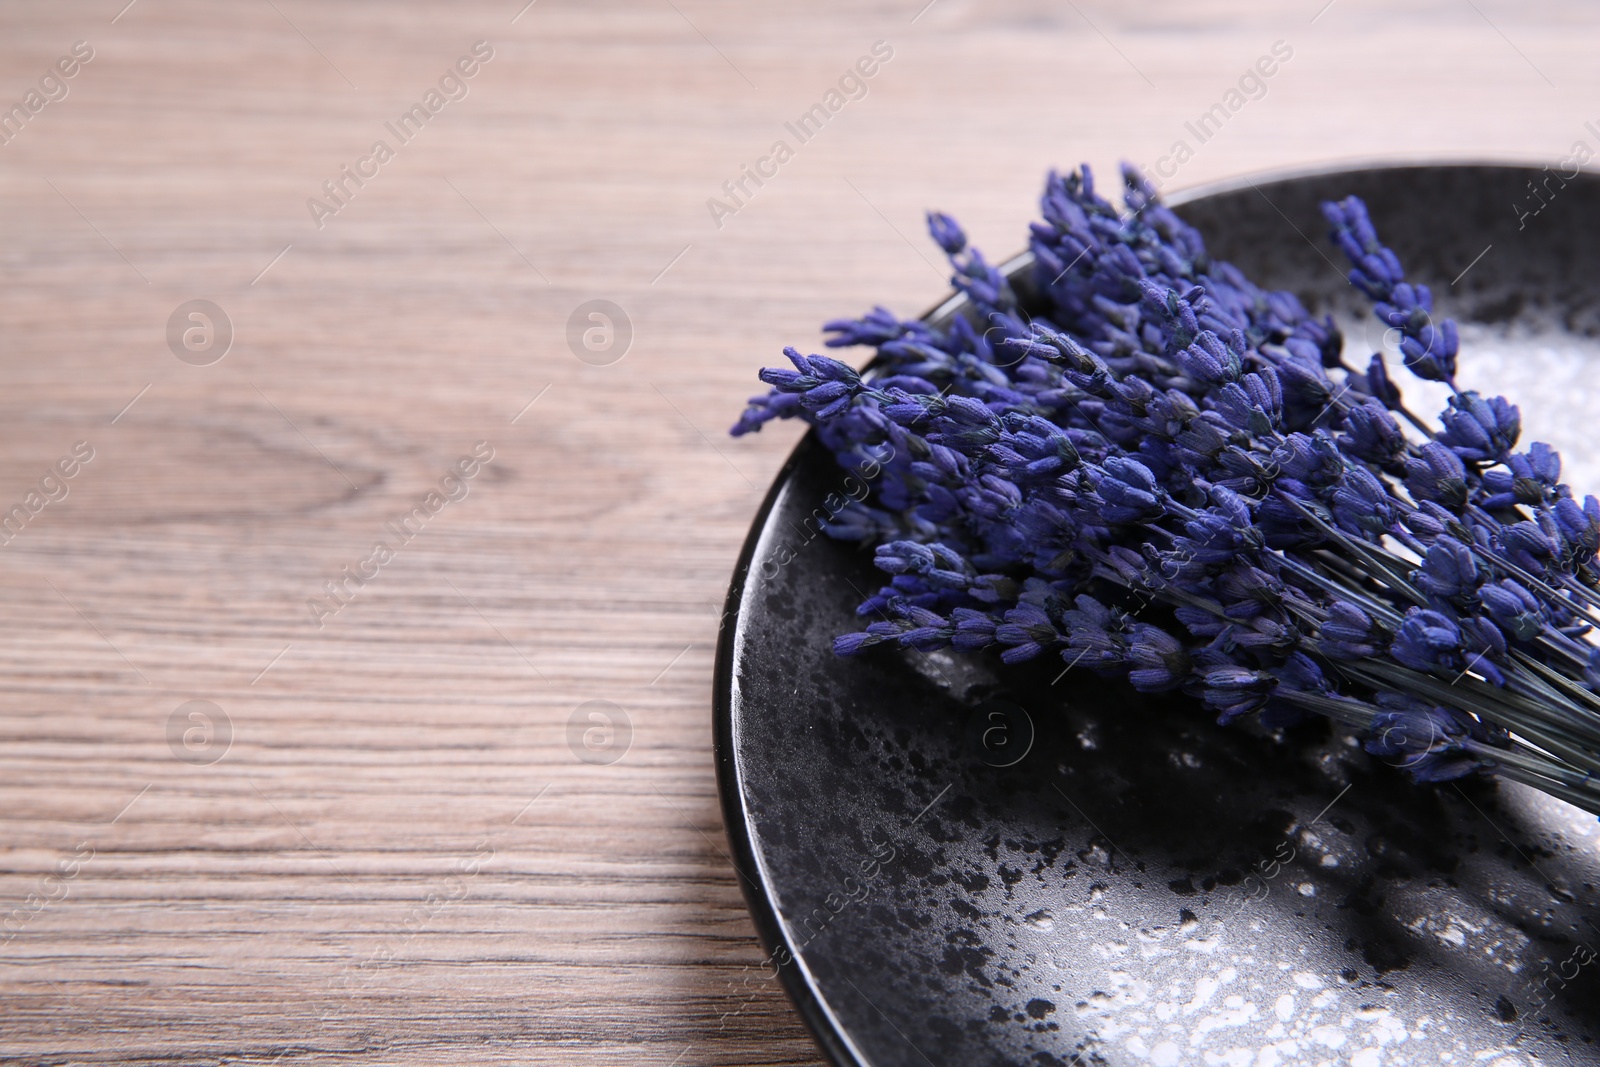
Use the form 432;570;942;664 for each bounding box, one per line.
0;1;1591;1062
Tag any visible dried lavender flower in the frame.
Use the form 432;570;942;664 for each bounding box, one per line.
733;163;1600;818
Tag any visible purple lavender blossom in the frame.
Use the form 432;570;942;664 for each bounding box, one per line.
733;164;1600;817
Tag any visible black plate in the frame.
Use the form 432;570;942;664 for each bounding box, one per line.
716;164;1600;1067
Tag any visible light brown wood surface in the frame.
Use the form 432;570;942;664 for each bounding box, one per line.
0;1;1594;1063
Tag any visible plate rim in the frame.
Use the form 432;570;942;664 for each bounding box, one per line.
710;158;1556;1067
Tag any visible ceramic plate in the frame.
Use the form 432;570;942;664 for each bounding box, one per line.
715;164;1600;1067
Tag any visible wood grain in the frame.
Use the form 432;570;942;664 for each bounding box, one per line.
0;1;1592;1062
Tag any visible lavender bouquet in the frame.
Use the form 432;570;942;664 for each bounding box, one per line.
731;165;1600;817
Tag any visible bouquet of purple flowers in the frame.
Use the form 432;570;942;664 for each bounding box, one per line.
731;164;1600;817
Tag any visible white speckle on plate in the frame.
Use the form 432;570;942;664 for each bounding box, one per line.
1310;1024;1347;1049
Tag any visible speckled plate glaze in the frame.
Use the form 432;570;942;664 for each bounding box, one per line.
715;165;1600;1067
